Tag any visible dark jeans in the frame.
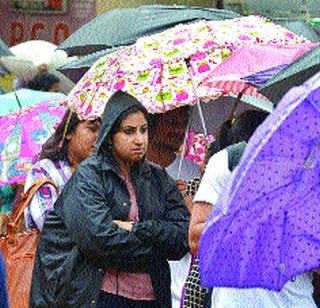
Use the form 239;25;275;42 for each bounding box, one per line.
97;291;158;308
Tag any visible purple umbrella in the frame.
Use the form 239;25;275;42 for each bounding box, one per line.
241;64;287;87
199;71;320;291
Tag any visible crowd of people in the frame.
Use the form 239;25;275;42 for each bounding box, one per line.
1;84;319;307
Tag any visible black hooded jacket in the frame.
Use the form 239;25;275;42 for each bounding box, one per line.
29;91;190;307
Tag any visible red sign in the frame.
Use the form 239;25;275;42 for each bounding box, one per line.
1;0;96;46
10;21;70;45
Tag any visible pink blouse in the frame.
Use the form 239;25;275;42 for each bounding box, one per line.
101;175;155;301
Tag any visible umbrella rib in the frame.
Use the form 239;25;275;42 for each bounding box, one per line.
14;91;22;109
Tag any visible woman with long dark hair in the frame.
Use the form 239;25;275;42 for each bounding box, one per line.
24;110;101;230
29;91;190;307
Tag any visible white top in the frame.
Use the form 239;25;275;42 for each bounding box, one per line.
194;149;230;207
194;149;316;308
169;253;192;308
165;155;200;308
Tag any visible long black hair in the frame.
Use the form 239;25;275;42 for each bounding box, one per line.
39;110;81;163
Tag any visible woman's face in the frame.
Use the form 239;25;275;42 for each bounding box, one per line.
67;119;101;165
112;111;148;164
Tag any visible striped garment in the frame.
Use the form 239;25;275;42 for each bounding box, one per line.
24;159;72;230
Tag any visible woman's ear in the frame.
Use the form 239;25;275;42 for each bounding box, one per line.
65;132;73;141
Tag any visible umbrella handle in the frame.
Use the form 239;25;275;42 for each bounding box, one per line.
229;92;243;120
228;84;252;120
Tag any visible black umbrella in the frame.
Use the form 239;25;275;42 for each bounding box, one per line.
58;47;122;83
59;5;240;56
272;18;320;42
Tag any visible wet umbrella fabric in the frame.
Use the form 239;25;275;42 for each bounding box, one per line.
57;14;319;83
260;44;320;104
0;100;66;185
66;15;304;120
0;89;65;116
199;71;320;291
58;47;123;83
242;64;288;87
273;19;320;42
203;44;314;80
59;5;240;56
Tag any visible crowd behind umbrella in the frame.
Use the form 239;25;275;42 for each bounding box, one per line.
0;5;319;308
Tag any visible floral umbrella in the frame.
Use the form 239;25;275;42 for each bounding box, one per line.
0;100;66;186
66;16;307;121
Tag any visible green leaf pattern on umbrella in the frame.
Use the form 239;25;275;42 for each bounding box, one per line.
66;16;308;119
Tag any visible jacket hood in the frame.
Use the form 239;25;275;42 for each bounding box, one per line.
95;90;146;154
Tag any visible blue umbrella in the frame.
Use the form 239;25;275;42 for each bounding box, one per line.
0;40;12;76
0;89;65;116
242;64;288;87
59;5;240;56
199;71;320;291
0;40;12;57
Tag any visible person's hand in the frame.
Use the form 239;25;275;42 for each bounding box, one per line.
188;202;213;254
188;221;206;254
184;194;194;214
176;180;187;194
113;220;134;232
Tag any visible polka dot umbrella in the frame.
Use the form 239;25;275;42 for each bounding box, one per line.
199;71;320;291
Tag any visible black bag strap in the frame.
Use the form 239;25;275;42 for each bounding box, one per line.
227;142;246;171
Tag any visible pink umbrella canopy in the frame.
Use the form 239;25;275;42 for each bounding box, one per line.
0;100;66;185
198;43;316;101
205;43;316;79
65;15;308;120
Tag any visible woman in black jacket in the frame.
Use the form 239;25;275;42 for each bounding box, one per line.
29;91;190;308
